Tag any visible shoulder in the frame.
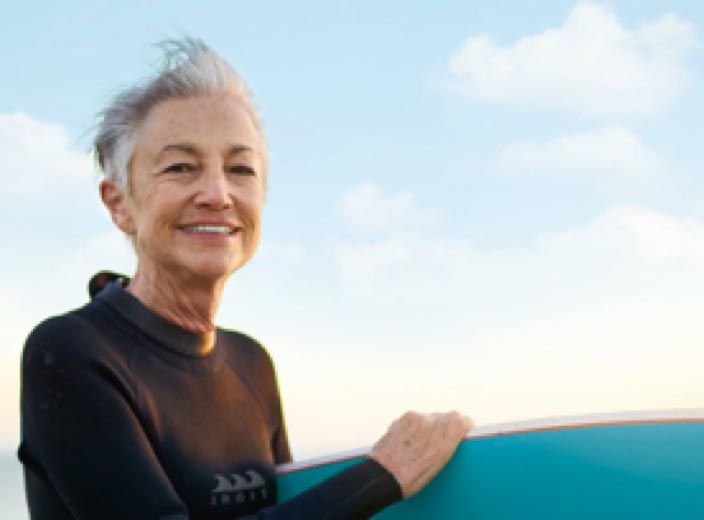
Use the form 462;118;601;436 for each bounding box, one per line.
24;311;88;357
21;305;139;415
216;328;282;399
22;303;128;369
217;328;275;370
21;311;97;392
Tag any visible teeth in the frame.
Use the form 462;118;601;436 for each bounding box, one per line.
183;225;235;234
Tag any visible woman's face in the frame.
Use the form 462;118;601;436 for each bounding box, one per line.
104;93;265;284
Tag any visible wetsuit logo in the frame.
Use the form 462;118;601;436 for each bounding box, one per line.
210;470;268;506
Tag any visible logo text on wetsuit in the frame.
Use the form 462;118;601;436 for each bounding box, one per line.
211;470;268;506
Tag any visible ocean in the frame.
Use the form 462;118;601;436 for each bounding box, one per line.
1;453;28;519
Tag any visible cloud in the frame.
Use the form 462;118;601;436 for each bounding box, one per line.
447;1;697;117
0;112;97;200
544;205;704;271
497;126;668;181
334;234;475;305
334;205;704;308
336;181;444;234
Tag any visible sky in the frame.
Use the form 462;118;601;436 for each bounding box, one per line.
1;0;703;460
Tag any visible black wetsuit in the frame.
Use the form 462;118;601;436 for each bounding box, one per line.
18;276;401;519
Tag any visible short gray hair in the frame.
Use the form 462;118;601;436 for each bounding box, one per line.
94;37;268;192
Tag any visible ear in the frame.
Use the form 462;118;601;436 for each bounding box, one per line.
100;180;136;235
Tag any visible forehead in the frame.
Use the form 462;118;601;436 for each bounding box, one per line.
133;93;262;157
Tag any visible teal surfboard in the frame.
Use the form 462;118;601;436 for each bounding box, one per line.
277;409;704;519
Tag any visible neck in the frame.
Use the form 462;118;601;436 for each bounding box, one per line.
127;265;226;352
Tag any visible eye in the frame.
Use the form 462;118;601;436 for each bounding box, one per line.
228;165;256;176
164;163;195;174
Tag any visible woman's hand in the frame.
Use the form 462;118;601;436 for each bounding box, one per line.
369;411;473;498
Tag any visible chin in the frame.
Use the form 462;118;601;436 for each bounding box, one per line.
185;257;245;282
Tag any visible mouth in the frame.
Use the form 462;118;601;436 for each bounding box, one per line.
180;224;239;235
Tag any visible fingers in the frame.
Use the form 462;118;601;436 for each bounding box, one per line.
370;410;474;499
443;410;474;438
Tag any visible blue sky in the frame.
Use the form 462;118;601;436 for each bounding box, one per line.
1;1;703;458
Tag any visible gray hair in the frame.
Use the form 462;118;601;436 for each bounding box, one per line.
94;37;268;193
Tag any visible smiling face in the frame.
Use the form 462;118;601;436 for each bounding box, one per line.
101;93;265;285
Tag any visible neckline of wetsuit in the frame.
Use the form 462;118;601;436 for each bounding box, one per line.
96;279;220;359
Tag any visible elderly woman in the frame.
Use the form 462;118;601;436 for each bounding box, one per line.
18;39;472;519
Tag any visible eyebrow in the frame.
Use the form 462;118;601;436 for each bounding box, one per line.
155;143;254;163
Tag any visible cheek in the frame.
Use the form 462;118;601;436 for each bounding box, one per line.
245;205;263;232
238;189;264;227
132;202;174;250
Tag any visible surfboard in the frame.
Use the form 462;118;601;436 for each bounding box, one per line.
277;409;704;518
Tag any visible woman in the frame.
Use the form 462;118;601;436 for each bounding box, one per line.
18;38;472;519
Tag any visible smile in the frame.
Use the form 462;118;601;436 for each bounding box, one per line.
181;225;238;235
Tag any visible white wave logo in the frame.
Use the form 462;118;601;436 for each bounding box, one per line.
210;469;268;506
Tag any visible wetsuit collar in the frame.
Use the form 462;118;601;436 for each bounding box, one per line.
96;280;215;357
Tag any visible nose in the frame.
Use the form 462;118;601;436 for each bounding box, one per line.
193;166;232;210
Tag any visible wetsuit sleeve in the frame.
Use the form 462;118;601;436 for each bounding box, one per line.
243;458;402;519
272;417;291;465
249;337;291;465
20;316;190;519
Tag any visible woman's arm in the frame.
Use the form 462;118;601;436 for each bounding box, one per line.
240;458;400;519
243;411;471;519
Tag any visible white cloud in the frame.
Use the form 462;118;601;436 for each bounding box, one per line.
544;205;704;272
334;205;704;309
336;181;444;234
498;126;668;181
334;234;475;304
447;1;697;117
0;112;97;199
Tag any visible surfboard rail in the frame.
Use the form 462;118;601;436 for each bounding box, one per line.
276;407;704;475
